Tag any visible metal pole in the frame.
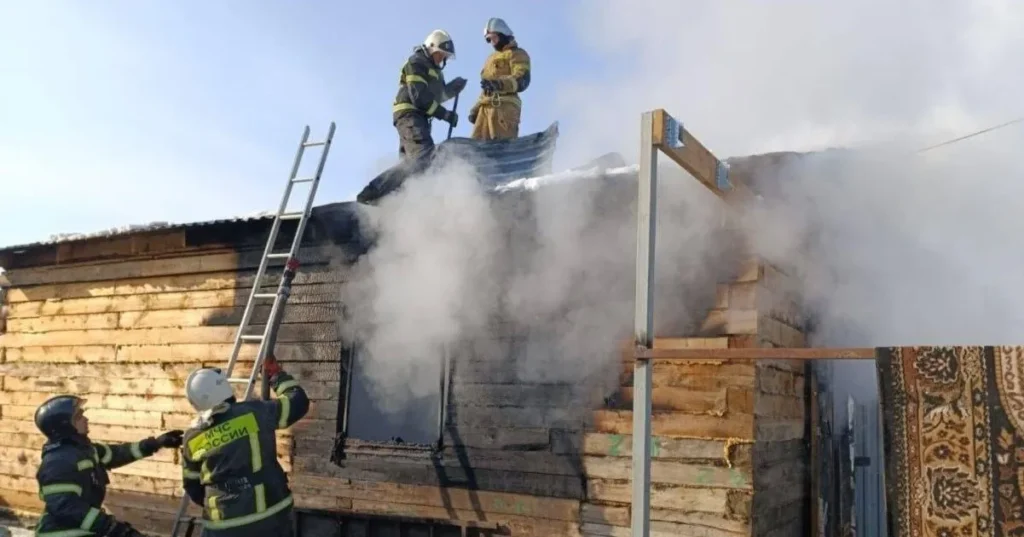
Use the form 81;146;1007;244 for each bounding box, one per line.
631;111;657;537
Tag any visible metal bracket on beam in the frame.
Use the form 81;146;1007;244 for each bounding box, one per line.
663;114;684;149
715;160;732;191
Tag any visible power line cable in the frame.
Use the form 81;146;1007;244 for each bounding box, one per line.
915;116;1024;154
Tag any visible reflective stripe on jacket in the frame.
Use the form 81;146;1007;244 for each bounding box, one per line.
181;371;309;531
392;46;453;123
474;40;531;111
34;436;160;536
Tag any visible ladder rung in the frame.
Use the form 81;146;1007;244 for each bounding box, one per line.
240;335;264;341
278;212;304;220
302;140;327;148
291;177;316;184
254;293;277;299
266;253;291;259
227;377;254;384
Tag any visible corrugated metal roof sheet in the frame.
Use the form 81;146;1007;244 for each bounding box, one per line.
356;122;559;204
0;213;279;252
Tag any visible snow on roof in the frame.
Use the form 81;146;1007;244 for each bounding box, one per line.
493;164;640;193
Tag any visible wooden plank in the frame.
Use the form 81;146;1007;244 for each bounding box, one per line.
288;475;582;522
6;304;342;333
0;341;343;364
587;478;732;514
7;283;339;319
552;432;747;463
583;457;751;489
4;245;336;286
621;362;755;390
294;455;585;500
0;322;339;347
0;362;195;379
613;386;727;413
591;410;753;440
4;265;345;303
634;347;877;361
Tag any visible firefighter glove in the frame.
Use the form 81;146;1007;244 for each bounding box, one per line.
438;108;458;128
480;79;500;94
263;354;283;379
156;430;184;448
447;77;468;95
468;108;478;125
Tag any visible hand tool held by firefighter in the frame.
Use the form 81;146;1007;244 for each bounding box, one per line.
447;93;460;140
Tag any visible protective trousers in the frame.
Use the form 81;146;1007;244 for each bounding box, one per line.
395;113;435;161
202;509;295;537
470;101;521;141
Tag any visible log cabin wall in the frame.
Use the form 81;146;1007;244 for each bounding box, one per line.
0;204;365;535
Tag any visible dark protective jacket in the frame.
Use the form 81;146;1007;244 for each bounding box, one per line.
392;46;457;124
34;435;164;536
180;371;309;533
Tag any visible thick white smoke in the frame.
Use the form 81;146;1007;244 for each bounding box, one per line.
339;0;1024;441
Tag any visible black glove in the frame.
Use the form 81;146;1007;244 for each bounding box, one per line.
446;77;467;96
156;430;184;449
468;108;478;125
104;520;146;537
438;108;458;128
480;79;500;94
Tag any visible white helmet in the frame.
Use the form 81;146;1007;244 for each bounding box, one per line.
424;29;456;60
483;17;513;38
185;368;234;412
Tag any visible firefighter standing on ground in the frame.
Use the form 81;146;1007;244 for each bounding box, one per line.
392;29;468;160
468;18;531;141
179;354;309;537
33;395;184;537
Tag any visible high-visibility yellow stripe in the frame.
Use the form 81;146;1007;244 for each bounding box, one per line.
80;507;99;530
207;495;221;521
97;444;112;465
183;468;201;480
203;495;294;530
200;460;213;485
255;484;267;513
277;396;291;429
405;74;428;85
130;442;143;460
428;69;439;79
249;433;262;472
426;102;439;116
39;483;82;498
35;529;92;537
275;379;299;394
393;103;417;113
76;460;94;471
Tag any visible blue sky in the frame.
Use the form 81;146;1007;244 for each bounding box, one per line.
0;1;605;246
3;1;1023;247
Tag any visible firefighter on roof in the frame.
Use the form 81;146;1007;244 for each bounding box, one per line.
392;29;468;161
33;395;183;537
468;18;531;141
179;354;309;537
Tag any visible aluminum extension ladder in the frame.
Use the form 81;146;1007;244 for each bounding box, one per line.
169;122;336;537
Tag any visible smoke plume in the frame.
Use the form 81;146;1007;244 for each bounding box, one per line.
339;0;1024;441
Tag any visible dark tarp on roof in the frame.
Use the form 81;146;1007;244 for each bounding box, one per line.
356;122;559;205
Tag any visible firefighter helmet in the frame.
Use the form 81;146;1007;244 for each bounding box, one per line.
35;395;85;441
185;367;234;412
483;18;513;38
424;29;456;60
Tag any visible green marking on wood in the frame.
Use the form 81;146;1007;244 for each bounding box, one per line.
608;434;624;456
650;437;661;457
729;468;747;487
695;467;712;485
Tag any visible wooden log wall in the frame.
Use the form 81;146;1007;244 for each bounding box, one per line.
584;258;811;537
0;220;353;535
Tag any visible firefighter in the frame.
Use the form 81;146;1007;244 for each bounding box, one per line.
468;18;531;141
33;395;184;537
393;29;468;161
179;354;309;537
